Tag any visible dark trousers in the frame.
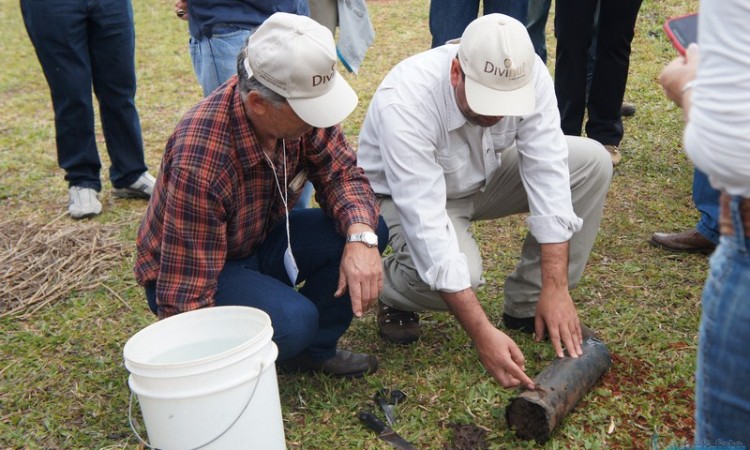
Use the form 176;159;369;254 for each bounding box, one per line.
147;209;389;362
21;0;147;191
429;0;528;49
554;0;642;146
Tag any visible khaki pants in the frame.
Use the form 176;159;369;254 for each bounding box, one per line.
379;136;613;318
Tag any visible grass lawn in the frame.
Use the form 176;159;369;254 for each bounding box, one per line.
1;0;706;448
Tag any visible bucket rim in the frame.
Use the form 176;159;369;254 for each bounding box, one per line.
123;306;273;372
128;342;279;399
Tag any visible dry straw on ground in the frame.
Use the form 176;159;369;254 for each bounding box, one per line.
0;214;130;318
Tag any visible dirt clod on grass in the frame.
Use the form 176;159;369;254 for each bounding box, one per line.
443;423;489;450
0;215;130;318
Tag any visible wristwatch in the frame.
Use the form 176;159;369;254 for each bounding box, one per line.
346;232;378;248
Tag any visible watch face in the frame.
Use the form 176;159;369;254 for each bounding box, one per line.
364;233;378;245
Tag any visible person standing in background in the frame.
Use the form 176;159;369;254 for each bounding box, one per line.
21;0;156;219
650;168;719;255
173;0;314;208
173;0;309;97
659;1;750;444
553;0;642;166
429;0;528;48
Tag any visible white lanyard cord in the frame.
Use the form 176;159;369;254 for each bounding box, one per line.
263;141;292;249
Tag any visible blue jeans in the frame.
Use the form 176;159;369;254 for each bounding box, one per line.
695;196;750;446
189;26;252;97
20;0;147;191
429;0;528;48
526;0;551;62
694;168;721;244
146;209;388;362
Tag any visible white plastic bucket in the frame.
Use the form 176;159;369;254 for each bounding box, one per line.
123;306;286;450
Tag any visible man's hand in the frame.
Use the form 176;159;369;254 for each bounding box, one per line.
534;241;582;359
174;0;188;20
335;226;383;317
535;288;582;358
659;43;700;110
442;289;535;390
474;324;536;389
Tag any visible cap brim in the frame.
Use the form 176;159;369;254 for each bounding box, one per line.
464;76;535;117
287;74;358;128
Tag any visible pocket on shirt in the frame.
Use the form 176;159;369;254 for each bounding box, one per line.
490;129;515;150
435;142;469;173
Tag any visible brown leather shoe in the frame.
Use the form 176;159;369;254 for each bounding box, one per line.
378;300;420;345
650;229;717;254
278;349;378;378
603;145;622;166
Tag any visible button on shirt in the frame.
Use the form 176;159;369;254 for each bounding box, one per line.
135;76;379;318
357;45;582;293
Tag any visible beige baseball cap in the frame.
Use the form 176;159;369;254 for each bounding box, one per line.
243;12;357;128
458;14;536;117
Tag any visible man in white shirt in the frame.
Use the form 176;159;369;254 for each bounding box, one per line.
357;14;613;389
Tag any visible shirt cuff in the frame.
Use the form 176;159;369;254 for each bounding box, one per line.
525;215;583;243
425;253;473;293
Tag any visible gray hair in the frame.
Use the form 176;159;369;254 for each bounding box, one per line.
237;41;287;106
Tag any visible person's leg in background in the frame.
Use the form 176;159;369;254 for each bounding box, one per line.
190;27;252;97
89;0;149;190
554;0;600;137
526;0;551;63
429;0;480;48
693;168;721;245
20;0;102;192
584;0;642;148
650;168;719;254
293;182;315;210
309;0;338;35
484;0;528;24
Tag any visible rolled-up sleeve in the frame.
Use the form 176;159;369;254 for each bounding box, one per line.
379;104;472;293
516;59;583;243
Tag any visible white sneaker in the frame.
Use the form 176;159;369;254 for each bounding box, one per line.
113;172;156;199
68;186;102;220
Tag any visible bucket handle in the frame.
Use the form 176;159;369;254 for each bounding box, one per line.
128;361;266;450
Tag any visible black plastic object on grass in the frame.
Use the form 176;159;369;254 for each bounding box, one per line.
505;335;612;443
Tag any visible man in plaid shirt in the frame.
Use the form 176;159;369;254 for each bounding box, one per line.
135;13;387;377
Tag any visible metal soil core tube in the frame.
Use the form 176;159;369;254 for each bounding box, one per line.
505;336;612;443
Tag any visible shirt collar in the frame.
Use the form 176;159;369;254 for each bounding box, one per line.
443;46;469;133
228;77;265;168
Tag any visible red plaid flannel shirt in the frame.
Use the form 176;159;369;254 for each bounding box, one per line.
135;77;379;318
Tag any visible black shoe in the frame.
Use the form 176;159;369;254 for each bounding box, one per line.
279;349;378;378
503;313;599;340
377;300;420;345
621;101;636;117
502;313;535;334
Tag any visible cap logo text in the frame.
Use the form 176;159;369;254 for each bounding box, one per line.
312;63;336;87
484;61;526;80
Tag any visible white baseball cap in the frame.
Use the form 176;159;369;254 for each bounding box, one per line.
243;12;358;128
458;14;536;117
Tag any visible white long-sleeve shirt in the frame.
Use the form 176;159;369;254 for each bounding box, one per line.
357;45;582;293
685;0;750;196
